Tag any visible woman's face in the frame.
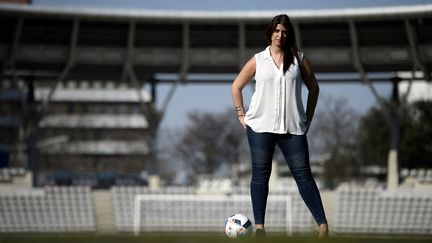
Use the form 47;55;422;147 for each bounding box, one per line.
271;24;288;47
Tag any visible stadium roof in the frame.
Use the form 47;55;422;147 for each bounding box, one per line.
1;4;432;21
1;3;432;83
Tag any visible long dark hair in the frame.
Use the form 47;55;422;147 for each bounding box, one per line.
265;14;297;74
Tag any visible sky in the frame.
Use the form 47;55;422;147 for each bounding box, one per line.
33;0;431;11
30;0;430;129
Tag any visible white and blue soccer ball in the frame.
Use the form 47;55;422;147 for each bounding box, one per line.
224;213;253;238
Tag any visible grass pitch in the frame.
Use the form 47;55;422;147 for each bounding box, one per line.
0;233;431;243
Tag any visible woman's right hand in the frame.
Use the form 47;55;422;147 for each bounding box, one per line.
238;116;246;129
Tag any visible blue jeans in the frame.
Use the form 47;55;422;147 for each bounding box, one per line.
246;126;327;226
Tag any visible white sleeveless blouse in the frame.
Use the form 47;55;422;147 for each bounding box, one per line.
244;46;308;135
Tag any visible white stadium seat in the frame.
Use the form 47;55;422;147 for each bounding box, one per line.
333;185;432;235
0;186;96;232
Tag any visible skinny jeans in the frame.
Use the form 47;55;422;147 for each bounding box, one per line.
246;126;327;226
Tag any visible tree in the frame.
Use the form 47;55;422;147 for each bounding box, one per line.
357;99;432;173
173;109;249;184
308;96;361;189
357;107;390;168
400;100;432;168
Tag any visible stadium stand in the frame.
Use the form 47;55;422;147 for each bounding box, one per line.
111;184;432;236
0;183;431;235
0;167;26;182
401;168;432;184
333;185;432;235
33;81;155;188
0;186;95;232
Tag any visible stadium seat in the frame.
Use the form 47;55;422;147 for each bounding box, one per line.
0;186;96;232
333;185;432;236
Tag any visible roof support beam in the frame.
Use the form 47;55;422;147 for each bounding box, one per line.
122;20;136;83
160;22;190;113
348;20;384;104
179;22;190;82
122;21;154;121
348;21;364;79
404;19;430;81
3;17;23;81
39;18;79;114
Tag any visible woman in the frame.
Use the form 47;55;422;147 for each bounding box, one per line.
231;14;328;238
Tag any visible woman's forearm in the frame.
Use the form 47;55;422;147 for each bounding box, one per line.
232;86;244;107
306;85;319;126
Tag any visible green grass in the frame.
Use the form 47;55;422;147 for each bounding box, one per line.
0;233;431;243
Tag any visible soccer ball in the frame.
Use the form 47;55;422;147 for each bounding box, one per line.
224;214;253;238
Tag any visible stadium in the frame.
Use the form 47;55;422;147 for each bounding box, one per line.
0;0;431;242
